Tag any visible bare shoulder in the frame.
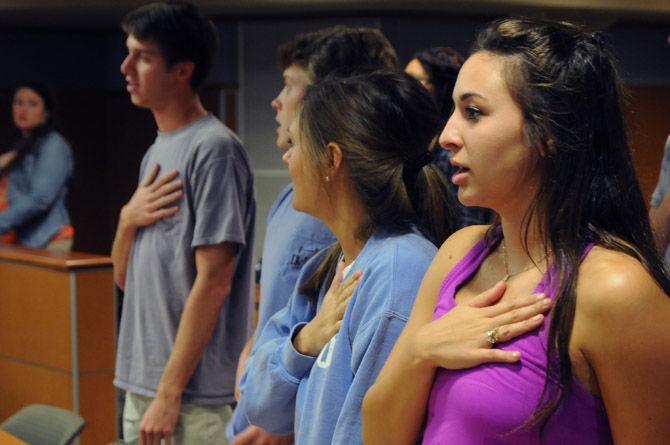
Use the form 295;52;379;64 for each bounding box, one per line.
435;224;491;268
573;248;670;443
576;246;667;319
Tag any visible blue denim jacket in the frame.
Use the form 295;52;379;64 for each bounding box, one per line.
0;131;73;248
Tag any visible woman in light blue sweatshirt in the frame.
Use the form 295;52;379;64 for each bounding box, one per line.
240;71;460;444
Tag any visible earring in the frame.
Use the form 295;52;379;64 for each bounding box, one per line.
324;175;331;182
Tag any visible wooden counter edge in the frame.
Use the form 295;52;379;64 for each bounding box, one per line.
0;245;111;271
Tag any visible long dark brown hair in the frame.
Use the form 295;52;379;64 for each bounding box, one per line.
298;71;459;301
474;17;670;433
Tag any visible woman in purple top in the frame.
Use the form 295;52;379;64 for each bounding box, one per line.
363;18;670;444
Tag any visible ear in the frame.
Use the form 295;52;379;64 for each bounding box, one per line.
175;61;195;83
324;142;343;178
538;137;556;158
546;137;556;155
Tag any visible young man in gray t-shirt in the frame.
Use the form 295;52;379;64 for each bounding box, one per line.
111;2;255;443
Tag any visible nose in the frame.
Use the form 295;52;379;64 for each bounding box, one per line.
271;96;281;111
120;54;132;76
438;114;463;154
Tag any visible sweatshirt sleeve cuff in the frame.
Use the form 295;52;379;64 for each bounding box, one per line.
280;322;317;380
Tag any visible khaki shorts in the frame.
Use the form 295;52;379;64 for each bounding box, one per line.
122;392;232;445
45;237;73;252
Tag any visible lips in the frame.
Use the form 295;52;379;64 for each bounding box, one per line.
126;79;139;93
450;160;470;185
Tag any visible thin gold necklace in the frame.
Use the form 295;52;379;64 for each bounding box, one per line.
501;239;547;282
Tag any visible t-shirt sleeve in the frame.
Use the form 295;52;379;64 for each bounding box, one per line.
190;149;252;248
651;135;670;208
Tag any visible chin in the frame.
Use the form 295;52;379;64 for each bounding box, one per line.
291;198;317;218
457;188;484;208
291;198;306;213
129;94;149;108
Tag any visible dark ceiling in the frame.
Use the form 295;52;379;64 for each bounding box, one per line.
1;0;670;29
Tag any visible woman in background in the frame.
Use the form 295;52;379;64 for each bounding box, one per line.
405;46;491;227
0;83;74;251
364;18;670;444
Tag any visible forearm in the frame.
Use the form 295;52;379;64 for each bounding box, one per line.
156;273;231;400
111;212;137;290
244;324;315;434
0;191;55;233
362;336;436;445
234;335;254;401
292;319;328;356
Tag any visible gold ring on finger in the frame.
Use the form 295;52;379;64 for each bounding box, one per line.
486;327;500;345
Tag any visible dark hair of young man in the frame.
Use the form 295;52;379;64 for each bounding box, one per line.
121;0;218;90
277;26;399;84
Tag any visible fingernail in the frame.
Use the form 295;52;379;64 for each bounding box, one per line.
535;293;546;301
532;314;543;321
541;298;552;306
511;351;521;359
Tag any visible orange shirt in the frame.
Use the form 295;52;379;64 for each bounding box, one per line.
0;175;17;244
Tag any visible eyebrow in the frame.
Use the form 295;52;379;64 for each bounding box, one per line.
458;92;488;102
132;48;158;57
126;39;159;57
283;73;301;84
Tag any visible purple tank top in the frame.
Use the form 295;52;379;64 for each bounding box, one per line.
422;232;612;444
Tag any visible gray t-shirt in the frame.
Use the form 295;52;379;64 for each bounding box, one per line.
114;114;256;405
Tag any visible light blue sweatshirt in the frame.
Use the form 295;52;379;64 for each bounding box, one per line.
243;227;437;444
226;184;334;440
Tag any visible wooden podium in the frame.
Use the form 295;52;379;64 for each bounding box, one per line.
0;245;116;444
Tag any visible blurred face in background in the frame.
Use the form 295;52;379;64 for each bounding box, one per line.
12;87;49;136
282;115;321;215
272;64;311;151
405;58;434;96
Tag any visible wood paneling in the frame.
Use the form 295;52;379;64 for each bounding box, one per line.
0;360;73;417
79;372;116;444
76;269;115;371
0;262;71;370
0;247;115;444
